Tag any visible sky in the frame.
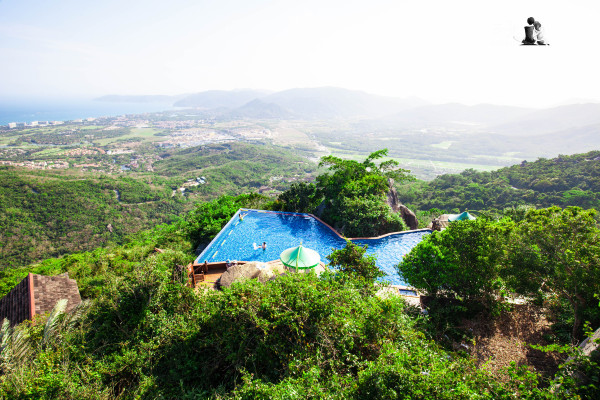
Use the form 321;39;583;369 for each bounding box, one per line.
1;0;599;107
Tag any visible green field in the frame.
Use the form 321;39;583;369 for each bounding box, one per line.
328;150;502;180
94;127;163;145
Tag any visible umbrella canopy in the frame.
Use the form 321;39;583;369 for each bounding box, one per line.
280;244;320;270
448;211;476;221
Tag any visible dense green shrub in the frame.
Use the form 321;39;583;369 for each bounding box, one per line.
274;182;319;213
276;149;414;237
398;218;506;303
327;240;383;290
505;206;600;342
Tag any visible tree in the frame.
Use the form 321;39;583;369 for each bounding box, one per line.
315;149;414;236
276;182;320;213
505;206;600;343
327;240;383;286
317;149;413;203
398;218;506;303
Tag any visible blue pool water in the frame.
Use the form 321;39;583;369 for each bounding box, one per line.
195;209;431;285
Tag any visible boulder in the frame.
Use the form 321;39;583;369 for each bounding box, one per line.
386;178;418;230
430;218;443;231
219;262;288;287
314;199;327;218
579;327;600;357
399;205;419;230
218;263;261;288
256;263;287;282
385;178;401;213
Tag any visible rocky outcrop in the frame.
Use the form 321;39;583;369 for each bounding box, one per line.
386;178;401;213
218;262;287;288
314;200;327;218
578;327;600;357
386;178;418;230
399;205;419;230
218;263;261;288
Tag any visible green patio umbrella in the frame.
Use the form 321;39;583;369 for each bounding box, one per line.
280;244;320;271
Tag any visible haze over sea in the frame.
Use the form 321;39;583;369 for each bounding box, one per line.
0;99;175;126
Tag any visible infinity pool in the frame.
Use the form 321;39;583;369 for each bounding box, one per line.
195;209;431;285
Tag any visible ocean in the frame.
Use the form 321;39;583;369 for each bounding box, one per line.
0;99;178;126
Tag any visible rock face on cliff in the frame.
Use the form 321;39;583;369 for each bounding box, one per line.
386;178;402;213
399;205;419;230
386;178;418;230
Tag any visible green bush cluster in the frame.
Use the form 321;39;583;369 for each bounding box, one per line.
398;207;600;344
1;258;567;399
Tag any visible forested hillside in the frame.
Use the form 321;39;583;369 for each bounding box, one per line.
0;143;316;269
154;142;315;194
398;150;600;211
0;169;182;269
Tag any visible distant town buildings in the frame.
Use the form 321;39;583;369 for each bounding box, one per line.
5;120;64;129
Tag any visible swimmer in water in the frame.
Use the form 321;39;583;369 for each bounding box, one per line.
253;242;267;250
239;213;247;221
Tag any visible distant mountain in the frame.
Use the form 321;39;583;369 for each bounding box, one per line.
97;89;600;131
490;103;600;136
95;94;184;103
228;99;295;119
260;87;428;119
526;123;600;156
379;103;533;128
173;89;271;108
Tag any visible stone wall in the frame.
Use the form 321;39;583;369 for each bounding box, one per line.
0;273;82;326
0;275;31;327
32;273;81;315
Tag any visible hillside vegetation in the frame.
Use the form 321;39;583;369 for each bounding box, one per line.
1;150;600;398
1;193;595;399
0;169;182;269
0;142;316;270
398;150;600;212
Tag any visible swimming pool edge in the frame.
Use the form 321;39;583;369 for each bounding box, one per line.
195;208;432;264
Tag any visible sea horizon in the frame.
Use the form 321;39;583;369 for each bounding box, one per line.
0;98;178;126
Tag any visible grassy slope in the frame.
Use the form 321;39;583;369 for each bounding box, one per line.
0;168;183;269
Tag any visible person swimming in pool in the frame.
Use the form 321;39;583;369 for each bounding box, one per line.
253;242;267;250
239;213;247;221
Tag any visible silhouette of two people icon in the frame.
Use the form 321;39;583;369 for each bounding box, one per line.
522;17;547;45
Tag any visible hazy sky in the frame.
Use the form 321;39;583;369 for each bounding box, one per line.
1;0;599;107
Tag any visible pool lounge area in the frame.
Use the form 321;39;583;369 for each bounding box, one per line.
195;209;431;286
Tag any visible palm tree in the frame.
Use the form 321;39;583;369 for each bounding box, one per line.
0;299;90;373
